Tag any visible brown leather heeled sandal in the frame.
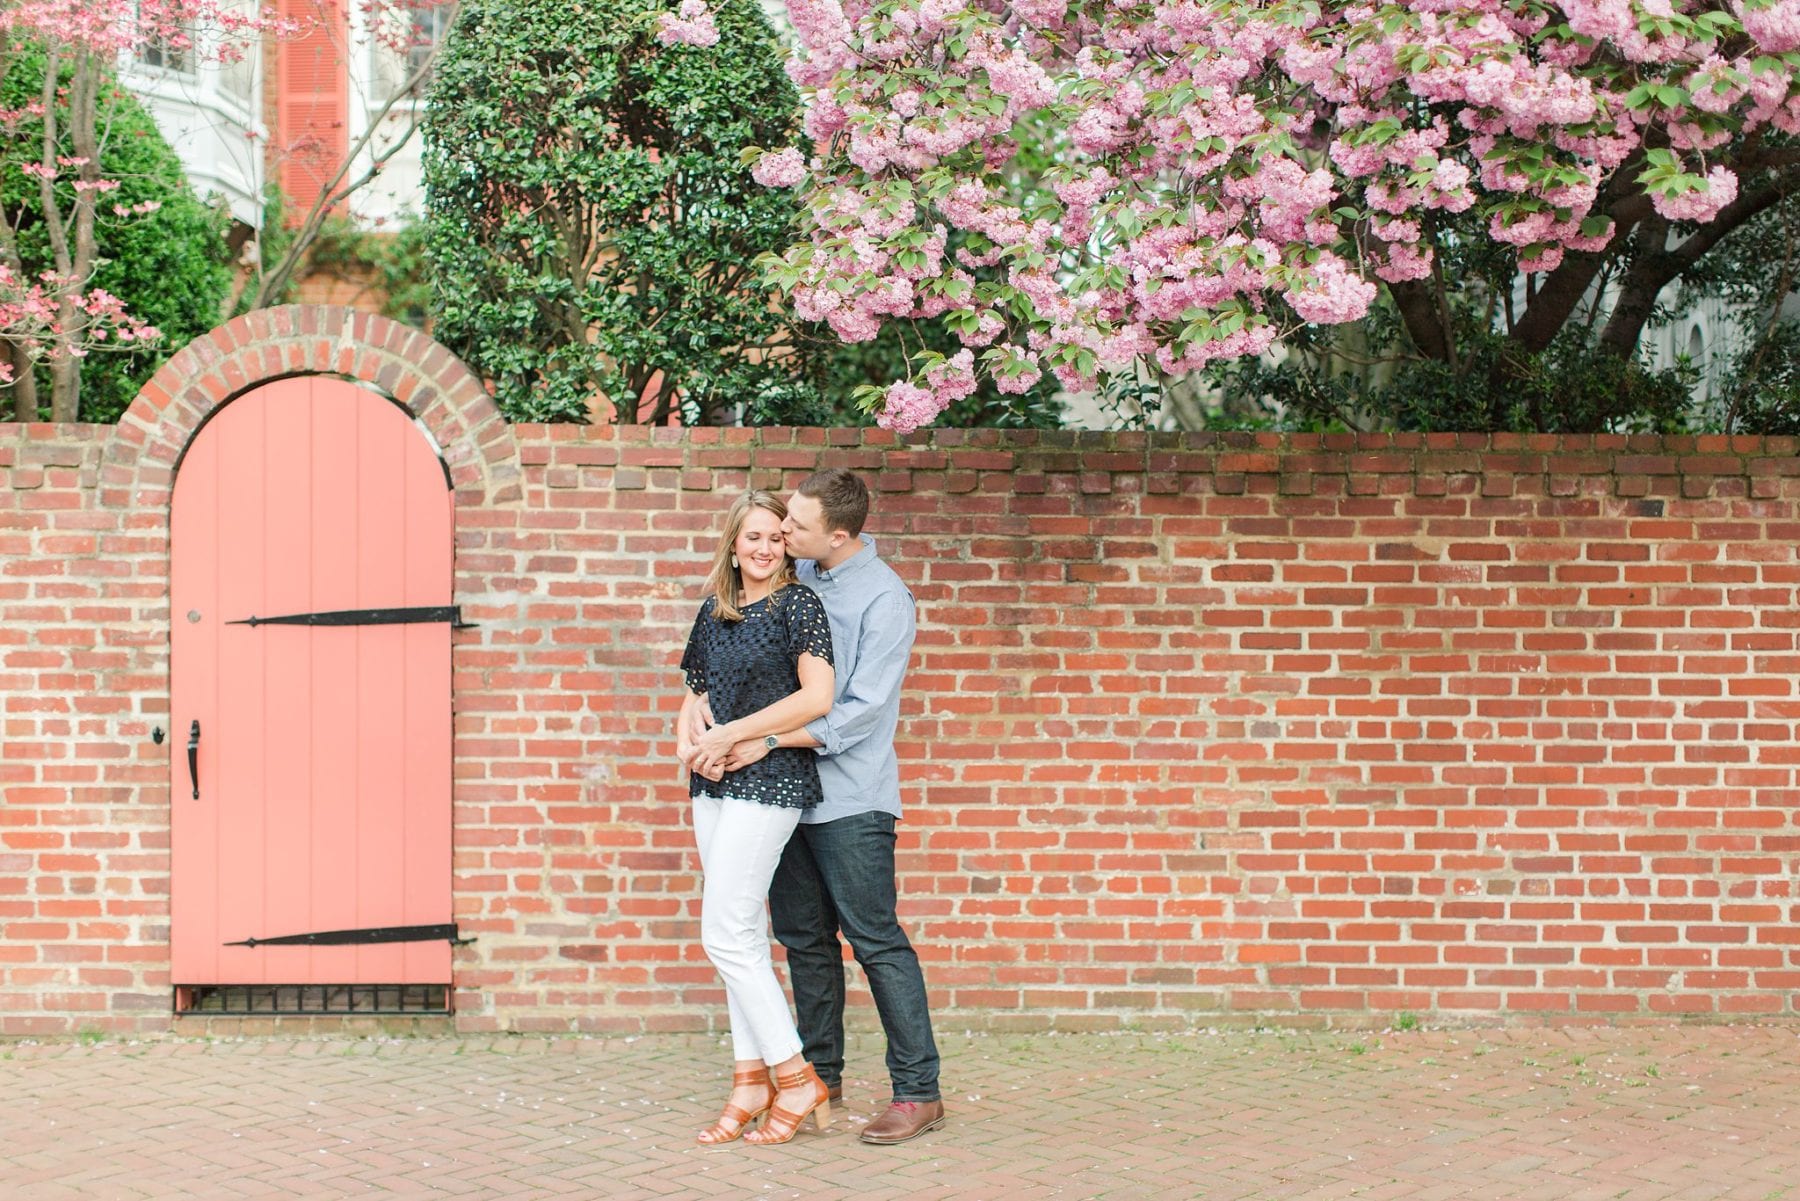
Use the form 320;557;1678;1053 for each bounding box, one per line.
743;1062;832;1146
696;1067;775;1146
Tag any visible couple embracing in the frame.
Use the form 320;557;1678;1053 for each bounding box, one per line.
675;468;944;1148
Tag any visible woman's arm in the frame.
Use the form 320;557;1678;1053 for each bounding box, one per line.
691;653;834;768
677;690;702;762
678;690;727;781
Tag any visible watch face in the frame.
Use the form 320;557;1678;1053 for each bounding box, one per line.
764;734;779;750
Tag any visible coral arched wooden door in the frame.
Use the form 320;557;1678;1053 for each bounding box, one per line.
171;377;454;999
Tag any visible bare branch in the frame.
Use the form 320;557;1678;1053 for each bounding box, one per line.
250;4;459;310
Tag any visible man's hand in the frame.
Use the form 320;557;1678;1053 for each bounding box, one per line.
720;737;774;773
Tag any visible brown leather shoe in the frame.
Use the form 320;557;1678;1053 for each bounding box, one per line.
858;1099;945;1144
827;1082;843;1103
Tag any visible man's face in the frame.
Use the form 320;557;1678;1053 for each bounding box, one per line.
782;492;836;562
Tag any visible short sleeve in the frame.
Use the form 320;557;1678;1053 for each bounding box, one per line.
680;600;711;694
781;585;834;666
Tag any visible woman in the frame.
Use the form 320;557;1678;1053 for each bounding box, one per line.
676;490;836;1147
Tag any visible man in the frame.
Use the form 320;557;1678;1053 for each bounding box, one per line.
702;467;945;1144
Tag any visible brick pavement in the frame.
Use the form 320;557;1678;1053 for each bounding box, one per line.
9;1026;1800;1200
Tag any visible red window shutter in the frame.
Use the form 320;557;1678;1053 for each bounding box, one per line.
276;0;350;220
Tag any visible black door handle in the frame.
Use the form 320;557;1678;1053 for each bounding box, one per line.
187;720;201;800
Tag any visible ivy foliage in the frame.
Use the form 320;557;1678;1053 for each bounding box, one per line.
301;214;432;325
1;43;230;422
421;0;822;424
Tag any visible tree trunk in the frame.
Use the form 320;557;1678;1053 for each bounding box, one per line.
1387;278;1452;362
12;357;37;421
48;53;102;421
1506;245;1619;354
1161;376;1209;430
1595;217;1671;360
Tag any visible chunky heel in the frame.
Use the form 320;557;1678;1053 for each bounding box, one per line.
697;1067;775;1146
744;1062;831;1146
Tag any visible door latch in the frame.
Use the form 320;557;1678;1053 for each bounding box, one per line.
187;720;201;800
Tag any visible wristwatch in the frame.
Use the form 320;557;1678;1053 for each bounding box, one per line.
763;734;779;751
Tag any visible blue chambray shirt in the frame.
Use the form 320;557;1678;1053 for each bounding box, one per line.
795;536;915;824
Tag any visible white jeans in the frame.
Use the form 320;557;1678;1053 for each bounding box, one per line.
693;795;804;1066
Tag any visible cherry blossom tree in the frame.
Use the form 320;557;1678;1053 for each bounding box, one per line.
0;1;296;420
1;0;453;421
667;0;1800;431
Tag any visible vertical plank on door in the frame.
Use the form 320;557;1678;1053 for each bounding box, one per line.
305;379;370;983
401;406;453;983
213;391;273;984
348;383;410;982
257;383;316;982
169;403;223;984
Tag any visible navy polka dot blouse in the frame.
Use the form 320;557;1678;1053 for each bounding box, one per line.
681;583;835;809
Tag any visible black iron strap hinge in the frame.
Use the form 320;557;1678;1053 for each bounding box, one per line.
227;923;473;949
229;605;475;629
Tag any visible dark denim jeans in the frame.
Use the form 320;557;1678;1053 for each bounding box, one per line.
769;811;941;1102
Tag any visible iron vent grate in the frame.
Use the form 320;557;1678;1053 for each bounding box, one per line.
177;984;450;1015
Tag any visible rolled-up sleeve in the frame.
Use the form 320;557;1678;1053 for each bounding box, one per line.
805;589;914;757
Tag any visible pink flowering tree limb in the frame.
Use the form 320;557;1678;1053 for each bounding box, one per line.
687;0;1800;431
0;0;295;420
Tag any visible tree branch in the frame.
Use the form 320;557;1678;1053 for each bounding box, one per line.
251;7;458;311
1386;278;1452;361
1599;169;1800;357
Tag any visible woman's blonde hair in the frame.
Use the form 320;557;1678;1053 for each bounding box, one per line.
704;490;796;622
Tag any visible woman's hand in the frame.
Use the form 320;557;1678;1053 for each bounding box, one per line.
693;719;741;766
676;692;701;761
685;652;833;776
678;692;727;780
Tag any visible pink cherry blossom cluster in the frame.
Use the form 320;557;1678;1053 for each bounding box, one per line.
656;0;719;47
875;348;977;431
0;264;162;378
1736;0;1800;54
1652;164;1740;222
363;0;456;57
0;0;300;62
0;263;54;384
751;148;808;188
725;0;1800;430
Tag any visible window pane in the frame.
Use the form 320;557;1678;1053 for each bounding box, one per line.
370;4;453;105
138;2;196;73
219;0;257;104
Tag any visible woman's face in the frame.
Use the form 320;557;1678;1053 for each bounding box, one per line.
734;507;787;587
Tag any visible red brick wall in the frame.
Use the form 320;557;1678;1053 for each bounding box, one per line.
5;308;1800;1036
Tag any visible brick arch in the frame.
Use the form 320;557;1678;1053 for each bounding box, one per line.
111;305;520;507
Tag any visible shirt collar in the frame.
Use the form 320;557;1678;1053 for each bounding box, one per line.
810;534;876;582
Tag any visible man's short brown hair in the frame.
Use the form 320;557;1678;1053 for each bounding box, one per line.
797;467;870;538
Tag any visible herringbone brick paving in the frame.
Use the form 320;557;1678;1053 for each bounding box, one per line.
8;1027;1800;1199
